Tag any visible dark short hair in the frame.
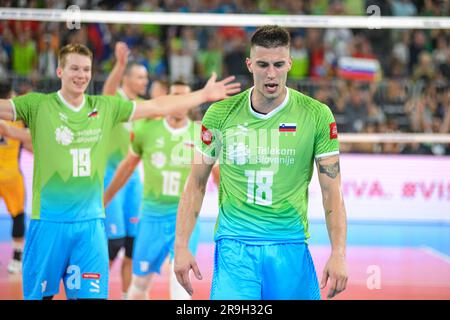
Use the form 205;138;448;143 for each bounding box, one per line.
0;81;12;99
251;25;291;49
124;61;145;76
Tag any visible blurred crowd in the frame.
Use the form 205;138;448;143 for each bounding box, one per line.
0;0;449;155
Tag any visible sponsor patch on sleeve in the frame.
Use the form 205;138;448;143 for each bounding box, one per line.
329;122;338;139
201;125;213;145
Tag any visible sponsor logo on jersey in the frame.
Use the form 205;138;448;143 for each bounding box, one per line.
88;108;98;118
129;217;139;224
156;137;165;148
89;280;100;293
279;123;297;132
237;123;249;132
329;122;338;139
59;112;68;123
201;125;212;145
55;126;73;145
151;151;167;169
82;273;101;279
140;261;149;273
41;280;47;293
123;121;132;131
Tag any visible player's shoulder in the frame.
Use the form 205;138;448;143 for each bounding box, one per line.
288;87;332;114
86;94;121;105
205;88;250;120
14;91;53;102
133;117;161;132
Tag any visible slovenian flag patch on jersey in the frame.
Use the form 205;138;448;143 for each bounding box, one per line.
279;123;297;132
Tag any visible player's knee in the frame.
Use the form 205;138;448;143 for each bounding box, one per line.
12;213;25;238
108;238;125;261
124;236;134;259
133;275;151;291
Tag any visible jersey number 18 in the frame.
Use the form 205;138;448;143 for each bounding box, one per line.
245;170;273;206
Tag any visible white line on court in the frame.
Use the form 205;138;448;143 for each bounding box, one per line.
420;246;450;264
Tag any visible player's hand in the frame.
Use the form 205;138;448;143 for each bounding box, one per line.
103;191;112;208
202;72;241;102
320;253;348;299
115;41;129;66
174;246;202;296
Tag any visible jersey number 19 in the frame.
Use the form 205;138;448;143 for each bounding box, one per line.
70;148;91;177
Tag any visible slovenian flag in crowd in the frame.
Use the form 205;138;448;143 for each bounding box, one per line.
338;57;381;82
279;123;297;132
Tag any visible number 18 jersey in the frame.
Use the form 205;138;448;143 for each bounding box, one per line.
199;87;339;244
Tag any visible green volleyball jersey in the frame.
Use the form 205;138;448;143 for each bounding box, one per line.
11;91;135;221
106;89;139;167
131;118;198;218
199;87;339;243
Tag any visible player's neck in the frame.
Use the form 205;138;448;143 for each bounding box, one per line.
251;87;287;114
165;116;188;129
59;88;84;109
122;86;138;100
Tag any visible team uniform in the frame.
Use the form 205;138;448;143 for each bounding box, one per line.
130;118;200;276
11;91;135;299
199;87;339;300
104;89;142;258
0;120;26;219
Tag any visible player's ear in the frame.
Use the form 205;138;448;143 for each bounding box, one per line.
246;57;253;73
287;56;293;72
56;66;63;79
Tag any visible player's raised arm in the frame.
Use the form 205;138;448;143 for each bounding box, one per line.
102;42;129;96
104;151;141;207
315;154;348;299
0;100;15;121
132;73;240;120
174;151;215;296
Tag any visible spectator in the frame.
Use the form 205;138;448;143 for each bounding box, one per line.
392;30;411;66
197;34;223;79
38;34;57;77
344;82;369;132
12;30;37;77
168;36;194;84
391;0;418;16
223;35;251;85
412;51;436;83
409;30;429;73
289;35;309;80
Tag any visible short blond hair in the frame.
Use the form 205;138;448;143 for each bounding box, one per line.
58;43;93;68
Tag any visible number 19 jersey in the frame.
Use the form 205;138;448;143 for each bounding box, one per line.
11;91;135;222
199;87;339;244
